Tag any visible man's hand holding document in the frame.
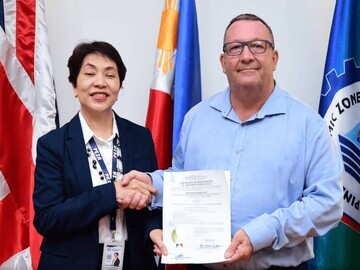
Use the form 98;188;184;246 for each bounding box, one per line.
162;170;231;264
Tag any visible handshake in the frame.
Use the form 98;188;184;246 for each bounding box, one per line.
114;170;157;210
114;170;168;256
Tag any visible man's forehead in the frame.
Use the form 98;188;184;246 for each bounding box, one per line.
225;20;273;41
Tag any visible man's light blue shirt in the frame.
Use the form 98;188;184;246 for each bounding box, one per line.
151;85;343;269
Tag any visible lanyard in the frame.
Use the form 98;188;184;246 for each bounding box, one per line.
88;136;119;231
88;136;119;183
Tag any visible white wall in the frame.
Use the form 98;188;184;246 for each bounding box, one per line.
44;0;336;127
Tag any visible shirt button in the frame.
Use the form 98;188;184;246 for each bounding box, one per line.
235;150;240;154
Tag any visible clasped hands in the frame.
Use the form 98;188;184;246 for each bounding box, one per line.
114;170;157;210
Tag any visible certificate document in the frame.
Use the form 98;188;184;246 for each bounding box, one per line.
162;170;231;264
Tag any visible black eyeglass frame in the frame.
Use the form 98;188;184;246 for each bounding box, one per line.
222;39;275;56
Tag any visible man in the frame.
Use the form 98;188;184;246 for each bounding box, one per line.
124;14;343;269
112;252;120;267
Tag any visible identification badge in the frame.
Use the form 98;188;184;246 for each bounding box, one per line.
101;240;125;269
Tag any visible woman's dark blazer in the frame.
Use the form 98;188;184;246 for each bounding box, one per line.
33;112;161;270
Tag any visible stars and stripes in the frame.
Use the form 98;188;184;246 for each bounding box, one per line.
0;0;57;268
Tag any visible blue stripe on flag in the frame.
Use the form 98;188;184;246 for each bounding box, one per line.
341;152;360;179
339;134;360;163
339;134;360;182
344;163;360;182
173;0;202;153
0;0;4;31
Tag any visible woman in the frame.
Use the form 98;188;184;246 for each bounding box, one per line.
33;41;161;270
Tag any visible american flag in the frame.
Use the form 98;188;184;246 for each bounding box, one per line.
0;0;57;268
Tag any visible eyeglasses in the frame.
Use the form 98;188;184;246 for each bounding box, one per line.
223;40;274;56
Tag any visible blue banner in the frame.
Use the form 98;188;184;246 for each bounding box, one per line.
173;0;202;153
312;0;360;268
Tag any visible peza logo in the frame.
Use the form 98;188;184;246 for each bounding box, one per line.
323;58;360;233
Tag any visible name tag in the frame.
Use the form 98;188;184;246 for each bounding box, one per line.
101;240;125;269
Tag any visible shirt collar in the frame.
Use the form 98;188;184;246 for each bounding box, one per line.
79;111;119;144
209;84;287;122
209;87;232;116
256;85;287;119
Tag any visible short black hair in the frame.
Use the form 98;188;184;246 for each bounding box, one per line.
67;41;127;87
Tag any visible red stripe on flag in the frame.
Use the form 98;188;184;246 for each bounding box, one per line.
0;194;30;264
0;64;34;263
146;89;173;169
342;214;360;233
16;0;36;82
